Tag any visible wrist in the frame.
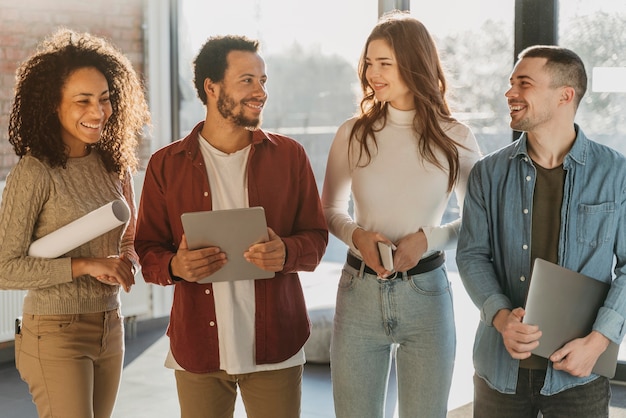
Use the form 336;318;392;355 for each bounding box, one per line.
168;256;184;282
589;330;610;350
492;309;511;332
416;228;427;245
70;258;90;279
351;227;364;249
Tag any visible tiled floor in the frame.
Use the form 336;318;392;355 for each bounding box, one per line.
3;263;626;417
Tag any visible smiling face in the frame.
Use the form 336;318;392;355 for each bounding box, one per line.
215;50;267;130
505;57;563;133
365;39;413;110
57;67;112;157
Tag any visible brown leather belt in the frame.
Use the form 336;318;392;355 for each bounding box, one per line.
346;251;445;276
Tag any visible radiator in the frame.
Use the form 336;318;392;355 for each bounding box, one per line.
0;290;26;343
0;283;167;344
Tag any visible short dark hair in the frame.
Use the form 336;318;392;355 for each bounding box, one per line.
193;35;260;104
518;45;587;109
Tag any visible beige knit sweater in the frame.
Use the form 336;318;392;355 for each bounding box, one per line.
0;152;138;315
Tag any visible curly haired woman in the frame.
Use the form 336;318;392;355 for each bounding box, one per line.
0;28;150;418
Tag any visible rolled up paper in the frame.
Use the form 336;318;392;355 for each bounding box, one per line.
28;199;130;258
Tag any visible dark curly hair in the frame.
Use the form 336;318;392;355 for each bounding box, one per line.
193;35;259;105
8;28;150;178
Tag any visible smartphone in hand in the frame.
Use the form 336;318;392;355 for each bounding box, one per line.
377;242;396;271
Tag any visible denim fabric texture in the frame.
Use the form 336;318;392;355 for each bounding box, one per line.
473;370;610;418
457;125;626;396
331;261;455;418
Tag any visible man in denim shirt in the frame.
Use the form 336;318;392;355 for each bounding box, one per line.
457;45;626;417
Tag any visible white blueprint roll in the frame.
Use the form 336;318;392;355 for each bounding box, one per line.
28;199;130;258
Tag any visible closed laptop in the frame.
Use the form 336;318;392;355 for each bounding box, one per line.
523;258;619;378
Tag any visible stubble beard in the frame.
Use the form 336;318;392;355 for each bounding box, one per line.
510;106;554;133
217;90;262;130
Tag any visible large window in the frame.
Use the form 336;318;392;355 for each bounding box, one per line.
410;0;515;277
176;0;515;266
177;0;376;140
169;0;626;397
177;0;377;264
413;0;515;156
558;0;626;369
559;0;626;155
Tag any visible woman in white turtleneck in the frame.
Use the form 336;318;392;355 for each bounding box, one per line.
322;11;481;418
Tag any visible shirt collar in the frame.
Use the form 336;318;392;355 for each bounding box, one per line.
172;121;276;159
510;124;589;167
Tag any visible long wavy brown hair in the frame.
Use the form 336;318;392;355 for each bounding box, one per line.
8;28;150;178
350;11;462;192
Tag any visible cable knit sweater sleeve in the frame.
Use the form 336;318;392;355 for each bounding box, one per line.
0;157;72;289
0;153;128;315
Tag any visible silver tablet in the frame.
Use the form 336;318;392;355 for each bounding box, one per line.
180;207;275;283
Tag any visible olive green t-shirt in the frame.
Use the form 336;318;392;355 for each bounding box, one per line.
520;162;565;370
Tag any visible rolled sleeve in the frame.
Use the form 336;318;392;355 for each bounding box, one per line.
481;293;514;325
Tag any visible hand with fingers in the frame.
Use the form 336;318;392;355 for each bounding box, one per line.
244;228;286;273
73;256;135;292
169;234;227;282
494;307;542;360
351;227;394;278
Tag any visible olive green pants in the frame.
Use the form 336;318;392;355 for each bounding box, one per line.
175;364;303;418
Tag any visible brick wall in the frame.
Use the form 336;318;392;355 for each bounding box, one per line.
0;0;147;180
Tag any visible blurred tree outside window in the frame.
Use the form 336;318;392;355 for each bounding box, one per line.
559;1;626;155
177;0;624;264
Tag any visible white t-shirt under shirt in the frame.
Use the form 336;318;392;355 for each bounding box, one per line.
165;134;304;374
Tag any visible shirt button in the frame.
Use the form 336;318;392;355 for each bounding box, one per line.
522;244;528;250
204;289;211;295
209;321;215;327
203;192;209;197
526;176;532;181
520;276;526;282
523;208;529;214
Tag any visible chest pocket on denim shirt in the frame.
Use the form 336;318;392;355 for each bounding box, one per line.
577;202;615;248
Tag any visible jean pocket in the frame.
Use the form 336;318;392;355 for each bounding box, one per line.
577;202;615;248
409;268;450;296
337;269;357;291
24;314;76;338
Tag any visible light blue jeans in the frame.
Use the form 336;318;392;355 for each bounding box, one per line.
331;262;456;418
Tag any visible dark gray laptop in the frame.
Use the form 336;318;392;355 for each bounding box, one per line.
523;258;619;378
180;207;275;283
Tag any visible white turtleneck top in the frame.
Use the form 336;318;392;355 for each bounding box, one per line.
322;105;481;257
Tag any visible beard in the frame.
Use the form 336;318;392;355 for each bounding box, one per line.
510;107;553;132
217;89;262;130
510;118;531;132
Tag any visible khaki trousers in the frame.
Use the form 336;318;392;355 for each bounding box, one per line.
175;364;303;418
15;309;124;418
